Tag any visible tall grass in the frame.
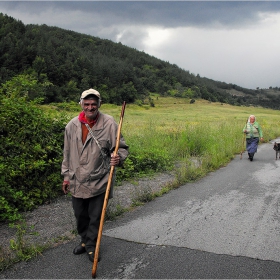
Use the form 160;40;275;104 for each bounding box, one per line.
123;98;280;183
46;97;280;184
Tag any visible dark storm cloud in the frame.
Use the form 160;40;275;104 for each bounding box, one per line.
2;1;280;30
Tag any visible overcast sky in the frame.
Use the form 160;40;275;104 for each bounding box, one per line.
1;1;280;89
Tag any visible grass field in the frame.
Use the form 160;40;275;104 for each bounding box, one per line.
49;96;280;184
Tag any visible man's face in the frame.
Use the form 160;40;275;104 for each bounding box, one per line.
81;97;100;120
249;116;255;123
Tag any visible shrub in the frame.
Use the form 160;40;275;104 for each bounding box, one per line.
0;96;67;221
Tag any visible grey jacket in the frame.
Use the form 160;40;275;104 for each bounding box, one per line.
61;112;129;199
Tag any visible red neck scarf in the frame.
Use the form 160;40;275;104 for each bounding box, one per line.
78;111;99;125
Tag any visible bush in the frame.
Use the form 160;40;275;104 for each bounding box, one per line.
0;96;67;221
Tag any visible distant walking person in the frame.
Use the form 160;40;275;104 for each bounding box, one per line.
61;88;129;262
242;115;263;161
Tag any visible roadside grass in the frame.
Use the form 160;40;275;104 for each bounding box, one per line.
0;219;77;272
121;98;280;183
38;96;280;217
94;96;280;215
0;220;50;272
2;97;280;271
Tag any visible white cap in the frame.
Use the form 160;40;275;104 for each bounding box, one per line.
80;88;101;99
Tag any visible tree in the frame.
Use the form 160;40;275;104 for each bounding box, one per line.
33;56;47;78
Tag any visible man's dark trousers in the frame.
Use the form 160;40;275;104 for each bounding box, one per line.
72;192;105;252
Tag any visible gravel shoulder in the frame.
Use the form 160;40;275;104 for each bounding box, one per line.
0;172;176;260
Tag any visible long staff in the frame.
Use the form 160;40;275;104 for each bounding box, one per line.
240;119;247;159
92;101;126;278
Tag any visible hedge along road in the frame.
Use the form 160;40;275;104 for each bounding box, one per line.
1;139;280;279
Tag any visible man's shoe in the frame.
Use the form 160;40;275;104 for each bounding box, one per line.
73;243;86;255
88;251;101;262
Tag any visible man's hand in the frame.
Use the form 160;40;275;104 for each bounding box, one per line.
62;181;70;194
110;153;120;166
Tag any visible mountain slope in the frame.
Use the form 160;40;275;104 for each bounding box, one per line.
0;13;279;108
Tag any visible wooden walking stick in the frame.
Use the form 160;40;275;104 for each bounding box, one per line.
240;119;248;159
92;101;126;278
240;133;246;159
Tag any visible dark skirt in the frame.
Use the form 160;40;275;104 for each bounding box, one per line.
246;137;259;154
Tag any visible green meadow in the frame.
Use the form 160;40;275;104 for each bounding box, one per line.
54;96;280;185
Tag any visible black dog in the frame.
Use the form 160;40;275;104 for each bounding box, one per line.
273;142;280;160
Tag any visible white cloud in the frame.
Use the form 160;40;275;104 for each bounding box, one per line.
144;28;172;49
141;12;280;89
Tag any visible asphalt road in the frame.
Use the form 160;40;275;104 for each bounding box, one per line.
1;139;280;279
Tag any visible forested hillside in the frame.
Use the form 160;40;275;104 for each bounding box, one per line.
1;13;280;108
